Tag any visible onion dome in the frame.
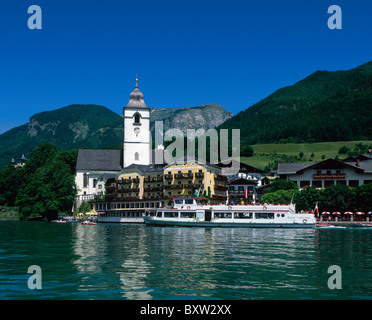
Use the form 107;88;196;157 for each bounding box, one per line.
125;75;149;109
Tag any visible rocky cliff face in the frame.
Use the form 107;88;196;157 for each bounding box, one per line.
150;104;233;134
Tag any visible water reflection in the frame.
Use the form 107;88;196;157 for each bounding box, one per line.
67;223;372;299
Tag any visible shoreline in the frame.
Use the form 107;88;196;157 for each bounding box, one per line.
317;221;372;227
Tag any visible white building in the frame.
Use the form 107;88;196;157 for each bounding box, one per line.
277;158;372;189
123;77;151;167
75;149;122;208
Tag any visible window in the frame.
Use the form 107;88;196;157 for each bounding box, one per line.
324;180;334;188
336;180;346;186
135;152;139;161
255;212;274;219
234;212;253;219
312;180;322;188
134;113;141;124
300;181;310;188
364;180;372;185
180;211;196;218
349;180;359;187
164;211;178;218
185;199;193;204
83;173;88;188
214;212;232;219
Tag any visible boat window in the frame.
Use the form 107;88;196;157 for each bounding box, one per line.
185;199;194;204
164;211;179;218
234;212;253;219
214;212;232;219
180;211;196;218
255;212;274;219
174;199;183;204
156;211;163;218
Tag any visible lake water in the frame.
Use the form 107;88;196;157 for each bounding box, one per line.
1;221;372;300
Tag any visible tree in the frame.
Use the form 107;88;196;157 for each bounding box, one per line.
240;145;254;157
352;184;372;213
295;186;321;211
261;189;299;204
0;163;24;206
319;185;353;213
266;179;298;193
338;146;350;155
16;146;77;221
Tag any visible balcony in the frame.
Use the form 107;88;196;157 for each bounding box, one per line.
215;184;228;191
215;174;228;181
144;176;163;182
164;184;183;190
144;187;163;192
118;188;140;193
118;179;132;184
195;172;204;178
313;173;346;179
164;174;172;179
174;172;194;179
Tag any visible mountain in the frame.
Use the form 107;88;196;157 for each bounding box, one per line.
150;104;232;138
218;60;372;145
0;104;232;168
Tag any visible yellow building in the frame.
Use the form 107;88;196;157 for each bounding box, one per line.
105;159;228;204
162;158;227;203
117;164;164;200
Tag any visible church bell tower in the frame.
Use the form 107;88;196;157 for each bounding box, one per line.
123;76;151;167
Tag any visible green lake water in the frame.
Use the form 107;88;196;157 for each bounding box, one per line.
1;221;372;300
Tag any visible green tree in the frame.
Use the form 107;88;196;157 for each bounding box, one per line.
352;184;372;213
319;185;353;213
338;146;350;155
0;163;24;206
261;189;299;204
266;179;298;193
295;186;321;211
241;145;254;157
16;145;77;221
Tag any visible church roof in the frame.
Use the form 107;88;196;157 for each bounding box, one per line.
124;77;149;109
76;149;122;171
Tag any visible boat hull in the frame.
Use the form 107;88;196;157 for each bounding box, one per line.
143;217;315;228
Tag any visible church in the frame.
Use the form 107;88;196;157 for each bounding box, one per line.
74;78;232;209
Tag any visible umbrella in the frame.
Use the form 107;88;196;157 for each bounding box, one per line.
344;211;353;215
367;212;372;215
332;212;341;215
355;212;365;215
322;211;330;215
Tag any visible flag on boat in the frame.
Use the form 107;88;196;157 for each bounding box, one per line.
244;189;248;198
314;202;319;219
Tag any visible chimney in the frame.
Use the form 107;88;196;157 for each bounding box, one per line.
356;159;360;167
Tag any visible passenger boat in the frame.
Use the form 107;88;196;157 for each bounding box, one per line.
143;197;316;228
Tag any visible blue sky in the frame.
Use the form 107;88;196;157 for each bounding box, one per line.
0;0;371;133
